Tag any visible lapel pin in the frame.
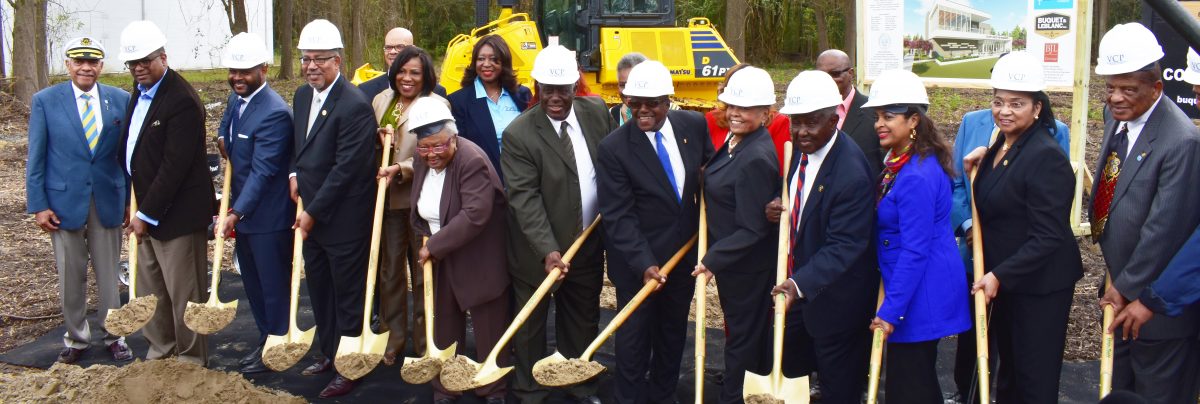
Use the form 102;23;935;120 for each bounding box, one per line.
683;138;688;144
151;120;161;127
1137;152;1146;161
321;110;327;117
1003;160;1009;166
818;185;824;192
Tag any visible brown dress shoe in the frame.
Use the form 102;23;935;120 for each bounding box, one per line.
382;350;398;366
108;340;133;362
57;347;87;364
301;357;333;376
318;374;359;398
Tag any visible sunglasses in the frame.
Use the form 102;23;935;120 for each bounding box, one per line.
627;97;668;110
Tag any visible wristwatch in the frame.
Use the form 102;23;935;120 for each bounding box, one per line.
230;209;244;220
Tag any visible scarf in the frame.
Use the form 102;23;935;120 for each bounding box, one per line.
877;143;913;205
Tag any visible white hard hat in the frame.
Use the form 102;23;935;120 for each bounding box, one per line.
297;19;344;50
222;32;271;69
861;69;929;110
1184;48;1200;85
990;52;1045;92
408;97;456;134
531;45;580;86
118;21;167;62
779;70;843;115
717;66;775;107
1095;23;1164;75
622;60;675;97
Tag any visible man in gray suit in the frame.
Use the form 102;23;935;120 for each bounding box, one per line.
1091;23;1200;403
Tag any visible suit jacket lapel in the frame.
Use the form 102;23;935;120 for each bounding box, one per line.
629;123;678;202
471;94;500;153
131;71;174;163
306;79;342;143
294;85;313;156
1110;103;1162;212
57;84;90;156
533;107;578;175
1092;113;1117;204
798;133;844;229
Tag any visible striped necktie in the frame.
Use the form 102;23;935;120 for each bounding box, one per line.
81;93;98;154
788;154;809;275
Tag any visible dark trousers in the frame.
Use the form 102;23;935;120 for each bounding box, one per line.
715;270;773;404
510;261;603;403
234;230;293;345
431;277;511;400
992;289;1073;404
612;266;695;404
953;292;996;404
379;209;423;355
303;236;368;361
885;339;942;404
1113;335;1199;404
782;305;871;404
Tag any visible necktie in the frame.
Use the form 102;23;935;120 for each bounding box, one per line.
1091;123;1128;240
559;121;582;230
307;96;322;138
787;154;810;275
655;131;681;203
230;98;246;144
81;93;98;154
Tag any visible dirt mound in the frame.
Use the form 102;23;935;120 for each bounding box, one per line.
0;358;304;403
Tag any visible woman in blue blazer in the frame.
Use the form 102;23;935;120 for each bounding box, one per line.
863;70;970;404
446;35;532;180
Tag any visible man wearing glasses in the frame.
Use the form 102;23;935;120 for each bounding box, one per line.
501;45;615;404
117;20;216;366
290;19;379;398
358;27;447;99
814;49;882;177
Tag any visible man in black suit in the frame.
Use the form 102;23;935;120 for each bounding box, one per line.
117;20;216;366
289;19;378;398
769;71;878;404
815;49;883;177
357;27;446;99
597;60;713;403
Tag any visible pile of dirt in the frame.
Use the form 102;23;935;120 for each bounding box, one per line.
183;305;237;335
532;358;605;387
438;355;478;391
400;356;441;384
105;295;158;336
335;352;383;380
744;394;784;404
0;359;304;403
261;342;310;371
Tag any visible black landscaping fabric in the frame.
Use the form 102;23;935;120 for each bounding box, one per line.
0;272;1098;403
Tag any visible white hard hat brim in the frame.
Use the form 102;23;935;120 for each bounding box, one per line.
717;92;773;107
779;100;840;115
119;47;161;62
532;73;580;86
1184;69;1200;86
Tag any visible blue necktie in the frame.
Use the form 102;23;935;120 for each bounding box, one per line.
655;131;680;203
230;98;246;144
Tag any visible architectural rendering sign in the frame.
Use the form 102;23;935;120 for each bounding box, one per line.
859;0;1080;90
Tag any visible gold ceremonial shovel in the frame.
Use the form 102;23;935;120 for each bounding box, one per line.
184;161;239;334
967;166;991;404
400;237;459;383
261;198;316;371
105;187;158;336
693;196;710;403
865;281;886;404
1099;275;1115;399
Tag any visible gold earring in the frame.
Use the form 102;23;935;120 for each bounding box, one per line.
909;128;917;140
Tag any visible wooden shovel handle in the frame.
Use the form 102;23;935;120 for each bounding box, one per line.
483;216;602;364
1099;276;1115;399
866;281;886;404
361;131;394;330
580;234;698;360
207;162;234;302
127;187;139;297
968;166;990;403
768;141;794;378
287;199;305;331
694;197;708;404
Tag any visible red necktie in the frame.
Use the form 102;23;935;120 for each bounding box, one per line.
788;154;809;276
1091;123;1128;241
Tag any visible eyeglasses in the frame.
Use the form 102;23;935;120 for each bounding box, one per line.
627;97;668;110
300;55;337;66
383;44;409;52
124;52;162;69
416;138;454;155
826;67;852;77
539;84;575;96
991;100;1028;111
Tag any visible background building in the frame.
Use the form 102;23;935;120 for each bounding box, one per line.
924;0;1011;60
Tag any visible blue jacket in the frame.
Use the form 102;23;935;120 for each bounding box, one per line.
26;82;129;230
1142;224;1200;316
876;154;970;343
217;84;295;234
447;81;532;180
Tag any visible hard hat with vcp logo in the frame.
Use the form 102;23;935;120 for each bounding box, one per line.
118;21;167;62
1184;48;1200;85
717;66;776;107
531;45;580;86
297;19;344;50
861;69;929;110
779;70;843;115
622;60;675;97
1095;23;1163;75
408;97;456;134
222;32;271;69
990;51;1045;92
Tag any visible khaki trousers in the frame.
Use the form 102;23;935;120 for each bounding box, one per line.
50;199;123;349
137;230;208;365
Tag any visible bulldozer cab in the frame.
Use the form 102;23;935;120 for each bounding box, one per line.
536;0;675;71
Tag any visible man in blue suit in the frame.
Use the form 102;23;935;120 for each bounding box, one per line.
26;37;133;364
215;32;295;374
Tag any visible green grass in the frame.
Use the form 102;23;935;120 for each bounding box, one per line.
911;58;998;80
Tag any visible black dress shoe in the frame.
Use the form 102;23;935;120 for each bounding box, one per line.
240;358;270;374
301;357;333;376
240;346;263;366
318;374;359;398
575;395;601;404
433;399;454;404
485;397;506;404
108;340;133;362
57;347;87;364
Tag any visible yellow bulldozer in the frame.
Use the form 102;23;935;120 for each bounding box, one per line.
352;0;740;109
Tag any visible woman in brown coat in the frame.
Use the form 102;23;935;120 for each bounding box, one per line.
407;97;511;404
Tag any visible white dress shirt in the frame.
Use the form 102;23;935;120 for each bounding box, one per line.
72;83;103;135
786;132;837;298
418;167;447;234
307;73;340;138
1120;96;1161;157
229;82;267;140
644;118;685;200
549;108;598;226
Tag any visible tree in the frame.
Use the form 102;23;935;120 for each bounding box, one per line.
725;0;747;60
222;0;249;34
350;0;364;70
8;0;48;104
842;0;855;59
1;6;8;78
278;0;295;79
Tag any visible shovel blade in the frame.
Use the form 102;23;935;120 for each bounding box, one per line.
333;331;390;380
472;362;512;387
743;372;810;404
532;351;567;374
430;341;459;360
